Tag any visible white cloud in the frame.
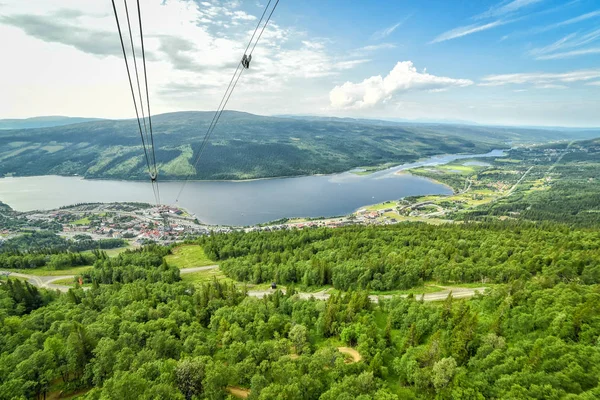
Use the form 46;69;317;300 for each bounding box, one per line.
329;61;473;109
348;43;396;57
535;84;568;89
371;17;410;41
430;20;511;44
357;43;396;52
0;0;367;118
587;81;600;86
480;69;600;87
430;0;542;44
536;47;600;60
547;10;600;29
475;0;544;19
529;28;600;59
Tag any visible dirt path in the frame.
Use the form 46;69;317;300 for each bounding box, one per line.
179;265;219;274
226;387;250;399
337;347;361;363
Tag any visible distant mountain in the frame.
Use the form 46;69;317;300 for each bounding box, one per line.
276;114;479;126
0;116;104;130
0;110;598;181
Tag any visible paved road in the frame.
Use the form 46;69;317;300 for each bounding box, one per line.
0;271;75;292
247;285;488;303
0;265;219;293
2;266;486;302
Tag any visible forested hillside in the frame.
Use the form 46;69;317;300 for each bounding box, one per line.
202;222;600;290
1;221;600;399
1;111;598;181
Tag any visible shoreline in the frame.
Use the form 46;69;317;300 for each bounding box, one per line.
0;148;506;184
0;149;504;226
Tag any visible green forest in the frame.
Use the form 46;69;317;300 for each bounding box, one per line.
1;111;598;181
202;222;600;290
2;220;600;399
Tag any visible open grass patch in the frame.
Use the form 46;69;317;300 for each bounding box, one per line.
72;217;91;225
363;201;397;211
102;246;130;257
180;268;233;285
165;245;215;269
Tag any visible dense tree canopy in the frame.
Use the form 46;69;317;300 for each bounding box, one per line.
199;222;600;290
1;223;600;399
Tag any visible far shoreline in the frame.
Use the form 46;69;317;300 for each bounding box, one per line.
0;148;507;184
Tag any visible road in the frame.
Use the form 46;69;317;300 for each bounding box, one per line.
0;265;219;293
506;166;534;196
0;271;76;292
246;285;487;303
2;266;486;302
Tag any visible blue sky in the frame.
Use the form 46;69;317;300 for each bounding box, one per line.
1;0;599;126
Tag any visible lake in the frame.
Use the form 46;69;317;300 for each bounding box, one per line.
0;150;504;226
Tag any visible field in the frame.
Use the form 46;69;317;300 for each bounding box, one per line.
72;217;91;225
164;245;215;269
180;268;233;285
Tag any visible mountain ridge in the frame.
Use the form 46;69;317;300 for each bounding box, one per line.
0;111;598;181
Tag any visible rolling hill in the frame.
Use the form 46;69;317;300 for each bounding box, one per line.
0;116;103;130
0;111;598;181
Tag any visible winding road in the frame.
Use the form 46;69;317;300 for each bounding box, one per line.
246;285;487;303
1;265;487;302
0;265;220;293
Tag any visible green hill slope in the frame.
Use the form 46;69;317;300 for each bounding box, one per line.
0;111;597;181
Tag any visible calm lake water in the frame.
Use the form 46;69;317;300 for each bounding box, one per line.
0;150;504;226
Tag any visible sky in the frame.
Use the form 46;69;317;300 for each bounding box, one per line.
0;0;599;127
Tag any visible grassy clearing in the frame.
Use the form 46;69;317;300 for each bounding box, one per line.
72;217;91;225
105;155;142;175
102;246;130;257
0;145;39;161
51;278;76;285
363;201;397;211
437;164;475;173
165;245;215;269
160;145;195;176
180;268;233;285
80;244;130;259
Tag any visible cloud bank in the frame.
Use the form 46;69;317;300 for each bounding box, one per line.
480;69;600;87
329;61;473;109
